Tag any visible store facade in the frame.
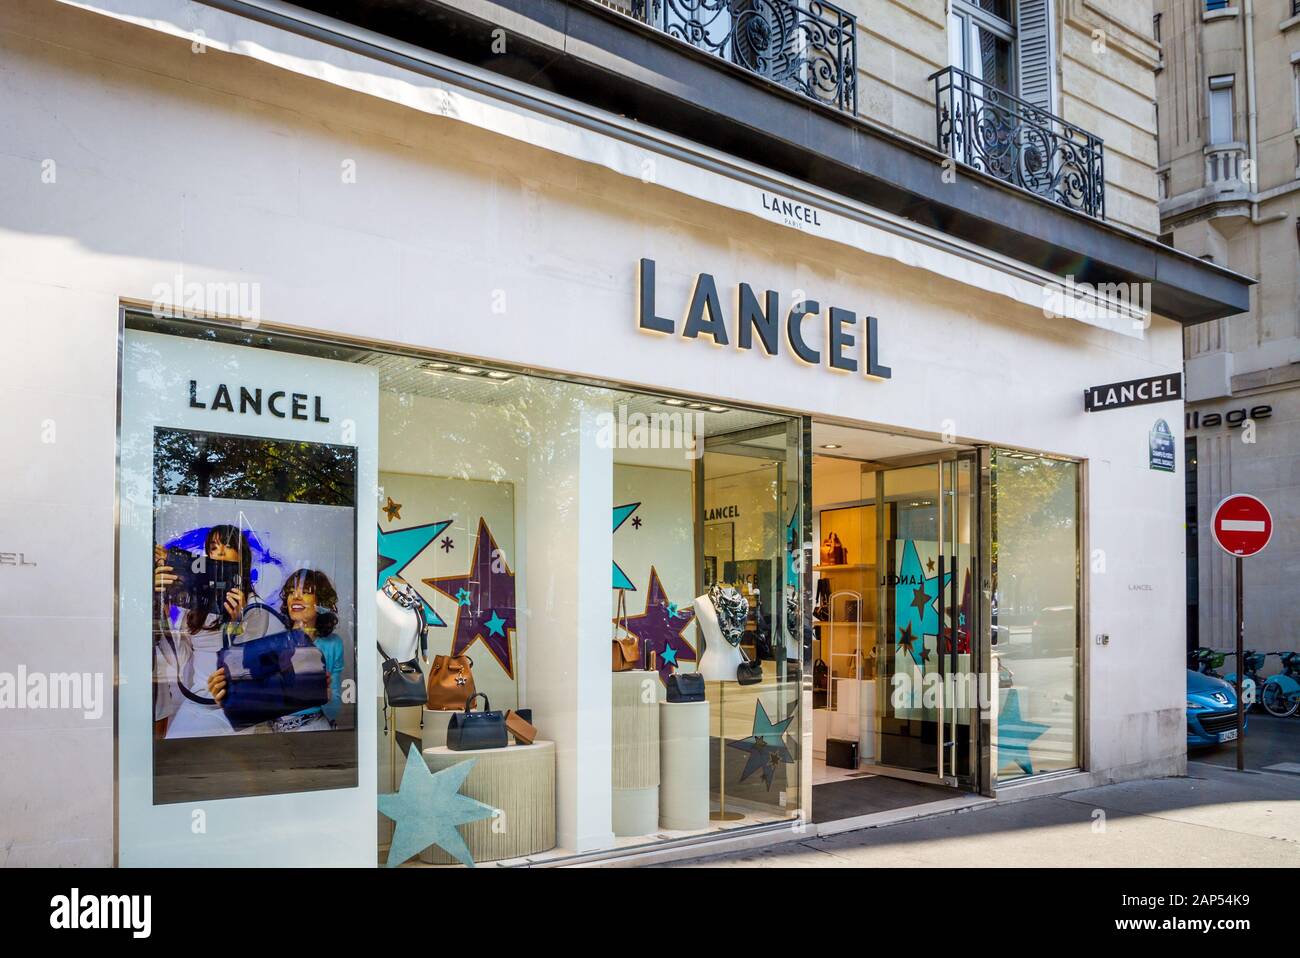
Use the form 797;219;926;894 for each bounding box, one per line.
0;0;1250;867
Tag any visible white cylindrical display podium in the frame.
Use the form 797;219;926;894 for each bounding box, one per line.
658;699;709;831
612;670;660;836
421;708;454;750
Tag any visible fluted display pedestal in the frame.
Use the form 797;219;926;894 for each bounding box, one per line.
658;699;709;831
419;741;556;864
421;709;454;750
612;670;661;837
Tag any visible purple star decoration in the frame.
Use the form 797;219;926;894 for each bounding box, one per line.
620;566;696;683
424;518;516;678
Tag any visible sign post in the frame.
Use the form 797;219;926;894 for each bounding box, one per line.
1211;494;1274;771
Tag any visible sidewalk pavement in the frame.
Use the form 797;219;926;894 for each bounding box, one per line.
669;762;1300;867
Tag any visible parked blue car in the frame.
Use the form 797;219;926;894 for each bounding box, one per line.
1187;669;1248;747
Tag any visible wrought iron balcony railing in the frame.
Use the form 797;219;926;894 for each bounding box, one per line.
932;66;1106;219
626;0;857;112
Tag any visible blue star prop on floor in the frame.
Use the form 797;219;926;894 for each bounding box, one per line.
997;689;1049;776
377;748;494;868
425;518;518;677
893;539;950;666
612;502;641;590
620;566;696;683
727;700;795;789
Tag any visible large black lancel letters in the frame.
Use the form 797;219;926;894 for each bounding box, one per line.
637;258;891;379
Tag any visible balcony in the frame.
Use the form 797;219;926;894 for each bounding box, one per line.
1204;143;1249;195
932;65;1106;220
620;0;857;112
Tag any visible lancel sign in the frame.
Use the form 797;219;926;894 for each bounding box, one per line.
636;259;891;379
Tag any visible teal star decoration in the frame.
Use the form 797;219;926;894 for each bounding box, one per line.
377;520;452;627
666;602;680;619
893;540;950;666
786;505;800;587
483;610;506;638
727;700;795;789
455;587;472;607
378;748;494;868
612;503;641;590
660;644;678;667
997;689;1049;776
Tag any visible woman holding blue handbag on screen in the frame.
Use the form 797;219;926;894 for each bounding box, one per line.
152;523;280;738
206;568;345;733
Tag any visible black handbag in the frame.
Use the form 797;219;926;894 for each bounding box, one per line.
446;692;508;751
378;644;427;708
736;648;763;686
218;628;329;729
665;671;706;703
813;658;829;690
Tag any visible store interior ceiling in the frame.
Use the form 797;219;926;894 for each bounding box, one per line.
812;422;959;465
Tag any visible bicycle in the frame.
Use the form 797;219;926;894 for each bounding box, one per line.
1260;651;1300;718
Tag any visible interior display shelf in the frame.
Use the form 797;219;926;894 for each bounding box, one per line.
812;563;875;572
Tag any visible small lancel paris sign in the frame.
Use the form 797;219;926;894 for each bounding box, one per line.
759;191;823;231
637;259;891;379
1083;372;1181;412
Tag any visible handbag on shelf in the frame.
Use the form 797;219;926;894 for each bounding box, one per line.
218;628;329;729
813;578;831;621
612;589;641;672
736;647;763;686
505;708;538;745
813;657;829;691
820;532;847;566
378;644;428;709
446;692;508;751
426;653;476;710
665;671;706;703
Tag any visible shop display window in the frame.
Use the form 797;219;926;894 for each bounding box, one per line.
116;313;807;866
990;451;1082;781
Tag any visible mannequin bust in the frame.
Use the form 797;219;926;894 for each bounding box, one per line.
376;577;423;662
694;592;743;682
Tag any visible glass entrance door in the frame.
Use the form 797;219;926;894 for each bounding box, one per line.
865;454;982;789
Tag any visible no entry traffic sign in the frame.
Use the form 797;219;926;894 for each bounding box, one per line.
1212;494;1273;557
1212;493;1272;772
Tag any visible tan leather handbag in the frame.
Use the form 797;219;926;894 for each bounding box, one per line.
612;590;641;672
505;709;537;745
426;653;476;710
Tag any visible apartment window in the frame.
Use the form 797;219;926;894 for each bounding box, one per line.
950;0;1017;96
1208;75;1235;145
1293;63;1300;130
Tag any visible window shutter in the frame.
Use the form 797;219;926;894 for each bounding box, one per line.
1016;0;1055;113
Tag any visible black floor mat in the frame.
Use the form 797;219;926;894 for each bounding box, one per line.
811;775;964;824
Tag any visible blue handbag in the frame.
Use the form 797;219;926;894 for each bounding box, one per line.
218;628;329;730
445;692;508;751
